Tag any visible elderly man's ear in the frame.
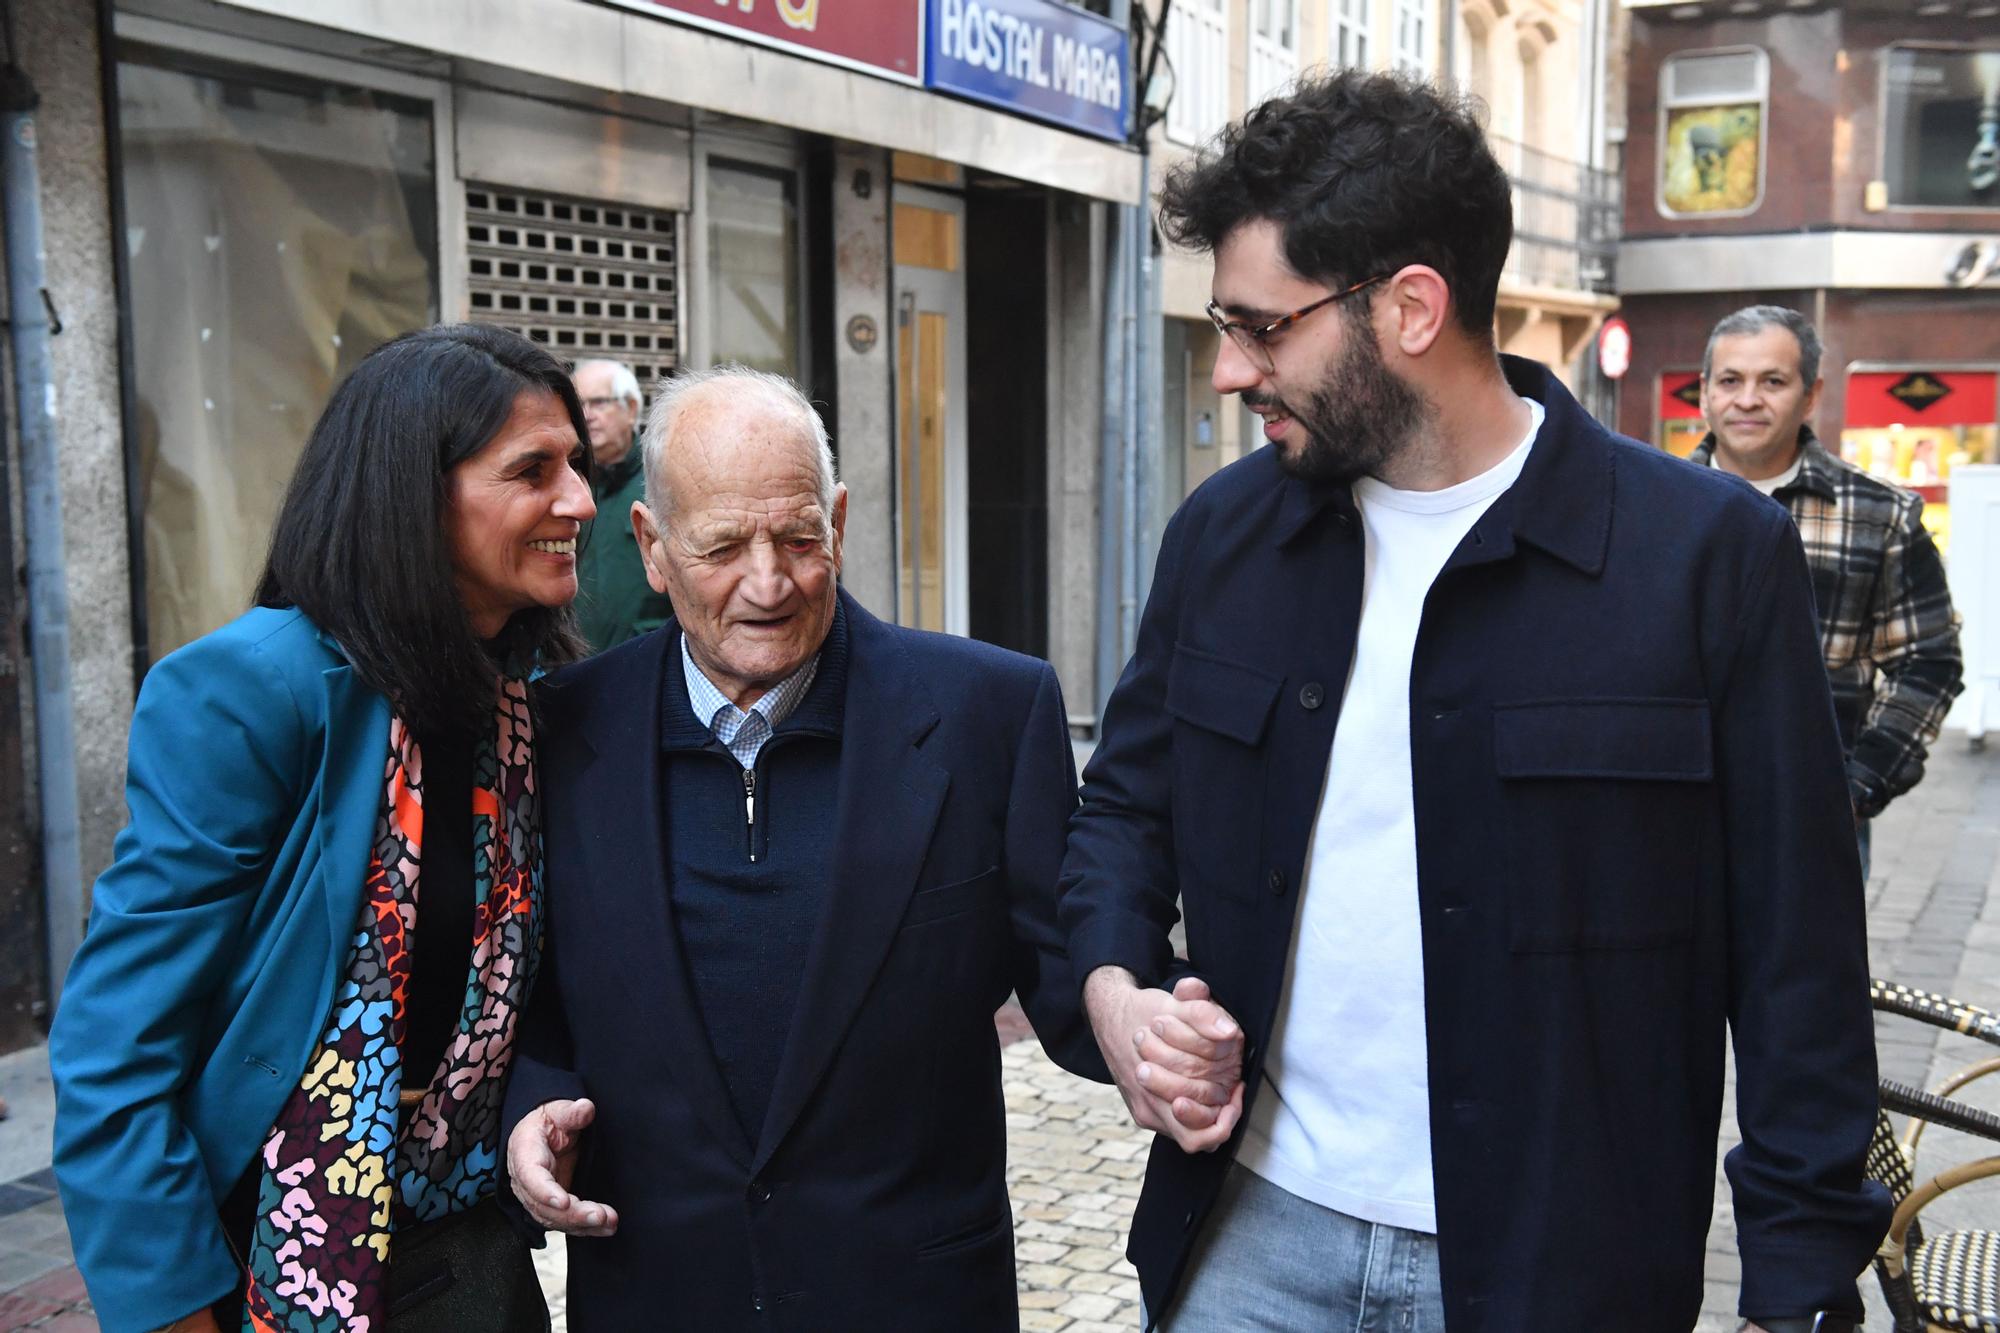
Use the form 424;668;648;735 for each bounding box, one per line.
828;484;849;570
632;501;671;596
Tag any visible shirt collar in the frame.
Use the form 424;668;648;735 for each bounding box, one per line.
593;441;644;498
1689;425;1839;502
681;633;820;738
1270;356;1608;576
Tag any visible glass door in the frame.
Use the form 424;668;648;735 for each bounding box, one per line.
892;188;967;636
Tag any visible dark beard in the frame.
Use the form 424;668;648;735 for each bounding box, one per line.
1263;314;1430;485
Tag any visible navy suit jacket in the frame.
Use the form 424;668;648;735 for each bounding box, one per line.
506;590;1106;1331
1061;359;1890;1331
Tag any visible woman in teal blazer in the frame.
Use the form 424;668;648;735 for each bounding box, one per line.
50;325;598;1333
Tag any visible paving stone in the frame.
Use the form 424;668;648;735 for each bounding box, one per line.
1016;1239;1073;1264
0;1289;60;1328
1057;1290;1124;1320
15;1263;87;1305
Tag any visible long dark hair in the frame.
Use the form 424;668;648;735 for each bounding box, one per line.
255;324;595;735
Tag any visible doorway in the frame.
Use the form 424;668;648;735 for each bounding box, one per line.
893;185;968;636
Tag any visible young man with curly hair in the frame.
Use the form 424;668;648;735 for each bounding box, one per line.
1060;70;1887;1333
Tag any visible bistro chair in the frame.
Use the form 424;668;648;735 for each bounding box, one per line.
1867;980;2000;1331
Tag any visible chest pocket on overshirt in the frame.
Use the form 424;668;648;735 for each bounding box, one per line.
1494;698;1712;952
1165;644;1281;900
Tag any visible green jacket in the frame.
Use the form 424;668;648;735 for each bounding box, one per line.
575;446;672;653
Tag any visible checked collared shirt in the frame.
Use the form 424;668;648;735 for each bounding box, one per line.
680;635;821;767
1692;428;1963;817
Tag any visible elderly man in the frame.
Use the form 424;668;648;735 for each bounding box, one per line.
502;366;1110;1329
1694;306;1963;879
571;357;672;651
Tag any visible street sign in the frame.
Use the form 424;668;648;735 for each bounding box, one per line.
1598;316;1632;381
925;0;1129;142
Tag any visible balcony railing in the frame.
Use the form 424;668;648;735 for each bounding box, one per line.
1489;135;1621;296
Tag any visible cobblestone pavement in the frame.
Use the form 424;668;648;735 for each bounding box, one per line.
6;741;1999;1331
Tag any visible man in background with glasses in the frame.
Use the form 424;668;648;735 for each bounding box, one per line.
1060;69;1885;1333
573;358;673;651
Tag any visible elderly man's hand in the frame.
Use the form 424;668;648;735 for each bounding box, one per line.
507;1098;620;1237
1084;966;1245;1154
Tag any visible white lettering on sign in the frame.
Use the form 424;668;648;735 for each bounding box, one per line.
1049;33;1120;109
938;0;1120;110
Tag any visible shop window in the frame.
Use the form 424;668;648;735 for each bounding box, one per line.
1842;367;2000;554
1332;0;1371;70
706;159;802;378
1166;0;1228;146
115;48;439;659
1882;45;2000;210
1657;47;1768;218
1655;370;1707;458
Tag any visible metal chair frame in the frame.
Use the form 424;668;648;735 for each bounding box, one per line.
1869;980;2000;1333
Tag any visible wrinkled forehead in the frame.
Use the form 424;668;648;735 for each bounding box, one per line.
667;394;823;505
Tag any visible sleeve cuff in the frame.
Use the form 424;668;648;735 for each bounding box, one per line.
1737;1239;1872;1321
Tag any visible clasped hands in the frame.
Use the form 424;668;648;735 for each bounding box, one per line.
503;968;1246;1242
1083;965;1246;1154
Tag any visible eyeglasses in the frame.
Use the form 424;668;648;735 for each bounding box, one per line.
579;395;629;414
1205;274;1390;375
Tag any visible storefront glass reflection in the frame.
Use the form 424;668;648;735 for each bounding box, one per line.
706;160;801;377
1883;45;2000;210
117;49;437;657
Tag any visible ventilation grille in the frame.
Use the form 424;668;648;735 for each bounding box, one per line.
465;184;681;394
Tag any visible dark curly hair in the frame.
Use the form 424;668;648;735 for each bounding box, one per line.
1158;69;1511;339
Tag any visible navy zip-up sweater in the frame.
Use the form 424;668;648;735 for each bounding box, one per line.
661;612;847;1142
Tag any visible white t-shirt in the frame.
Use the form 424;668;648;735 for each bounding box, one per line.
1234;398;1544;1234
1747;453;1804;495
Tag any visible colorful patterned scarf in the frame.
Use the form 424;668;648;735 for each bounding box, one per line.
242;678;543;1332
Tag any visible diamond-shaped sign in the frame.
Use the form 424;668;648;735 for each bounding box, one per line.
1886;372;1953;413
1672;379;1703;409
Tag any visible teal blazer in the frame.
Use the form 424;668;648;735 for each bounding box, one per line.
50;607;392;1333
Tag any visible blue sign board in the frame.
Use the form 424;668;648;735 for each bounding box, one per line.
926;0;1129;143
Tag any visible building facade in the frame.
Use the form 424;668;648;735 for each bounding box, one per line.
1617;0;2000;556
5;0;1146;1044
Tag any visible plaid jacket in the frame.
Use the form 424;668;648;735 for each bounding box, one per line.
1692;428;1962;817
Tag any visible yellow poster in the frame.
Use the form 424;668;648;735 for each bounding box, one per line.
1661;104;1762;214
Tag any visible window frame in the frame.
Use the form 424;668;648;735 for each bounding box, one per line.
688;126;810;381
1875;40;2000;216
108;12;459;671
1392;0;1431;77
1654;43;1771;222
1332;0;1372;71
1247;0;1301;109
1165;0;1232;148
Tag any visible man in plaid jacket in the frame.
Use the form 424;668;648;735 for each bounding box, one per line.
1694;305;1963;874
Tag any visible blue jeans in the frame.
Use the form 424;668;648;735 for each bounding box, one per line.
1154;1164;1447;1332
1858;817;1872;884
